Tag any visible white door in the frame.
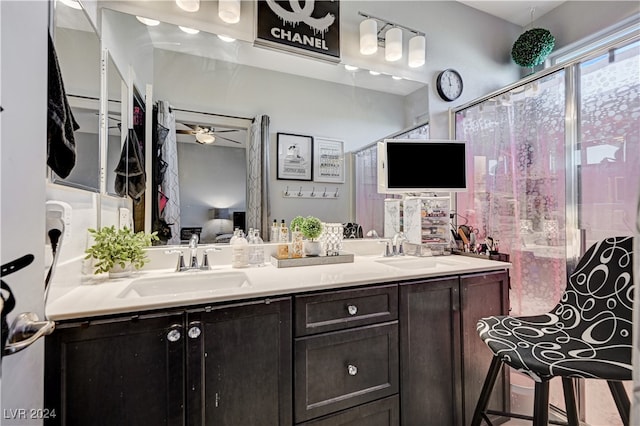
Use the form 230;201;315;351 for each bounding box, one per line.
1;1;51;424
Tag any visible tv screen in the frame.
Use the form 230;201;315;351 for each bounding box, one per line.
377;139;468;193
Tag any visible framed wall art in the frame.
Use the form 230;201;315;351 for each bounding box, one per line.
313;137;344;183
277;132;313;181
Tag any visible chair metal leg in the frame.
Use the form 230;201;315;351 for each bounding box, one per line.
561;377;580;426
608;380;630;426
471;356;503;426
533;380;550;426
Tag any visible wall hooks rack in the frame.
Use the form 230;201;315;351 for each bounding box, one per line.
282;186;340;199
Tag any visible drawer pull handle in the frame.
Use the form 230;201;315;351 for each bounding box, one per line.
347;304;358;316
347;364;358;376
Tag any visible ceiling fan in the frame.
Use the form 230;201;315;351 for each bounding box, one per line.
176;123;242;145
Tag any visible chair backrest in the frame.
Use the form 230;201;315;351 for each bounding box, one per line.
559;235;634;334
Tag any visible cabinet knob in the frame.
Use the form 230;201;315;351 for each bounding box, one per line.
347;304;358;316
347;364;358;376
166;327;182;342
188;326;201;339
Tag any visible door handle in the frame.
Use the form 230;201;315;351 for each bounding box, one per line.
3;312;55;356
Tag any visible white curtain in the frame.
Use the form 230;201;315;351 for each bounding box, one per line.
157;100;181;245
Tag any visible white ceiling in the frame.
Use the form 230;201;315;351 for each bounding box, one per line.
456;1;566;26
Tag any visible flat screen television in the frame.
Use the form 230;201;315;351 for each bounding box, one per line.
377;139;468;194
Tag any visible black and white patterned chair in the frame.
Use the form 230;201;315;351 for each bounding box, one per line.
471;236;634;426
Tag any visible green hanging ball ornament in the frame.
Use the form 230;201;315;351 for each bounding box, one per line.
511;28;555;68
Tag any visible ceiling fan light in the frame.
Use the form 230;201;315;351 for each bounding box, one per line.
136;16;160;26
219;0;241;24
176;0;199;12
179;26;200;35
408;35;426;67
196;133;216;144
385;27;402;62
360;18;378;55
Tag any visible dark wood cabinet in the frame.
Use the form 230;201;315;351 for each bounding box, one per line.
45;267;510;426
399;270;510;426
45;298;291;426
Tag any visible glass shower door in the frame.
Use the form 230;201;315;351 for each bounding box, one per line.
576;38;639;426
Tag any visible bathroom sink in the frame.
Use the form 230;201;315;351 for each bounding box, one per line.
375;256;456;270
118;270;251;298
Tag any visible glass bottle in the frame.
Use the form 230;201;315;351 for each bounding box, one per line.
270;219;279;242
249;229;265;267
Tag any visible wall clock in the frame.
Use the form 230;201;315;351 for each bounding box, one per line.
436;69;463;102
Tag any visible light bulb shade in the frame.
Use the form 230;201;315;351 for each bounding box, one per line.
359;19;378;55
195;133;215;144
176;0;199;12
219;0;241;24
209;208;230;220
408;35;426;67
385;27;402;62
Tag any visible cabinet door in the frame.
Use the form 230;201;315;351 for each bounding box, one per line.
399;277;462;426
460;271;510;425
186;298;292;426
44;313;185;426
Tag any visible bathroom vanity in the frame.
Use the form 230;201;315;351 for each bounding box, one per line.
44;250;510;426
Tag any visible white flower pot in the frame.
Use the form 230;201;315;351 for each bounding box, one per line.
109;263;133;279
304;241;322;257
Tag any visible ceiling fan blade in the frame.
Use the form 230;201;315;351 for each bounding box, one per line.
212;129;238;133
176;129;195;134
216;135;242;144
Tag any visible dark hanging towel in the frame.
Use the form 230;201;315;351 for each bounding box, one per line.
115;128;146;202
47;33;79;178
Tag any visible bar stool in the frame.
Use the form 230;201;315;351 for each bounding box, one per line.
471;236;634;426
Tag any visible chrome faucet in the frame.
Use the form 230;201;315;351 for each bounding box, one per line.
392;232;407;256
188;234;200;269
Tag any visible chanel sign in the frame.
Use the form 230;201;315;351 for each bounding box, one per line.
255;0;340;62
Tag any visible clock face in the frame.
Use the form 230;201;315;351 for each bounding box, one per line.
436;69;463;102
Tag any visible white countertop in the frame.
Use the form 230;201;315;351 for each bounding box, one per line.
46;252;510;321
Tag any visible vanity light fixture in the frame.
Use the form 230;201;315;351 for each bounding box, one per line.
136;16;160;26
408;35;426;67
359;18;378;55
176;0;200;12
217;34;236;42
358;12;425;66
179;26;200;35
59;0;82;10
385;27;402;62
344;64;359;71
219;0;241;24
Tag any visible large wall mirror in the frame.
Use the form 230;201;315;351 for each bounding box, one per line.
50;0;101;191
104;52;127;196
99;3;429;241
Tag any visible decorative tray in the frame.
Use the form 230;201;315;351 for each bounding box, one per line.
270;252;355;268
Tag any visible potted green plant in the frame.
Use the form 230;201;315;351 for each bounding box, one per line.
299;216;323;256
85;226;158;278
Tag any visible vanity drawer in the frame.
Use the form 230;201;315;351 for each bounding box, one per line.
294;284;398;336
294;322;399;423
298;395;399;426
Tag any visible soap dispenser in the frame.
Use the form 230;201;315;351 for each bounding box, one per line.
231;230;249;268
